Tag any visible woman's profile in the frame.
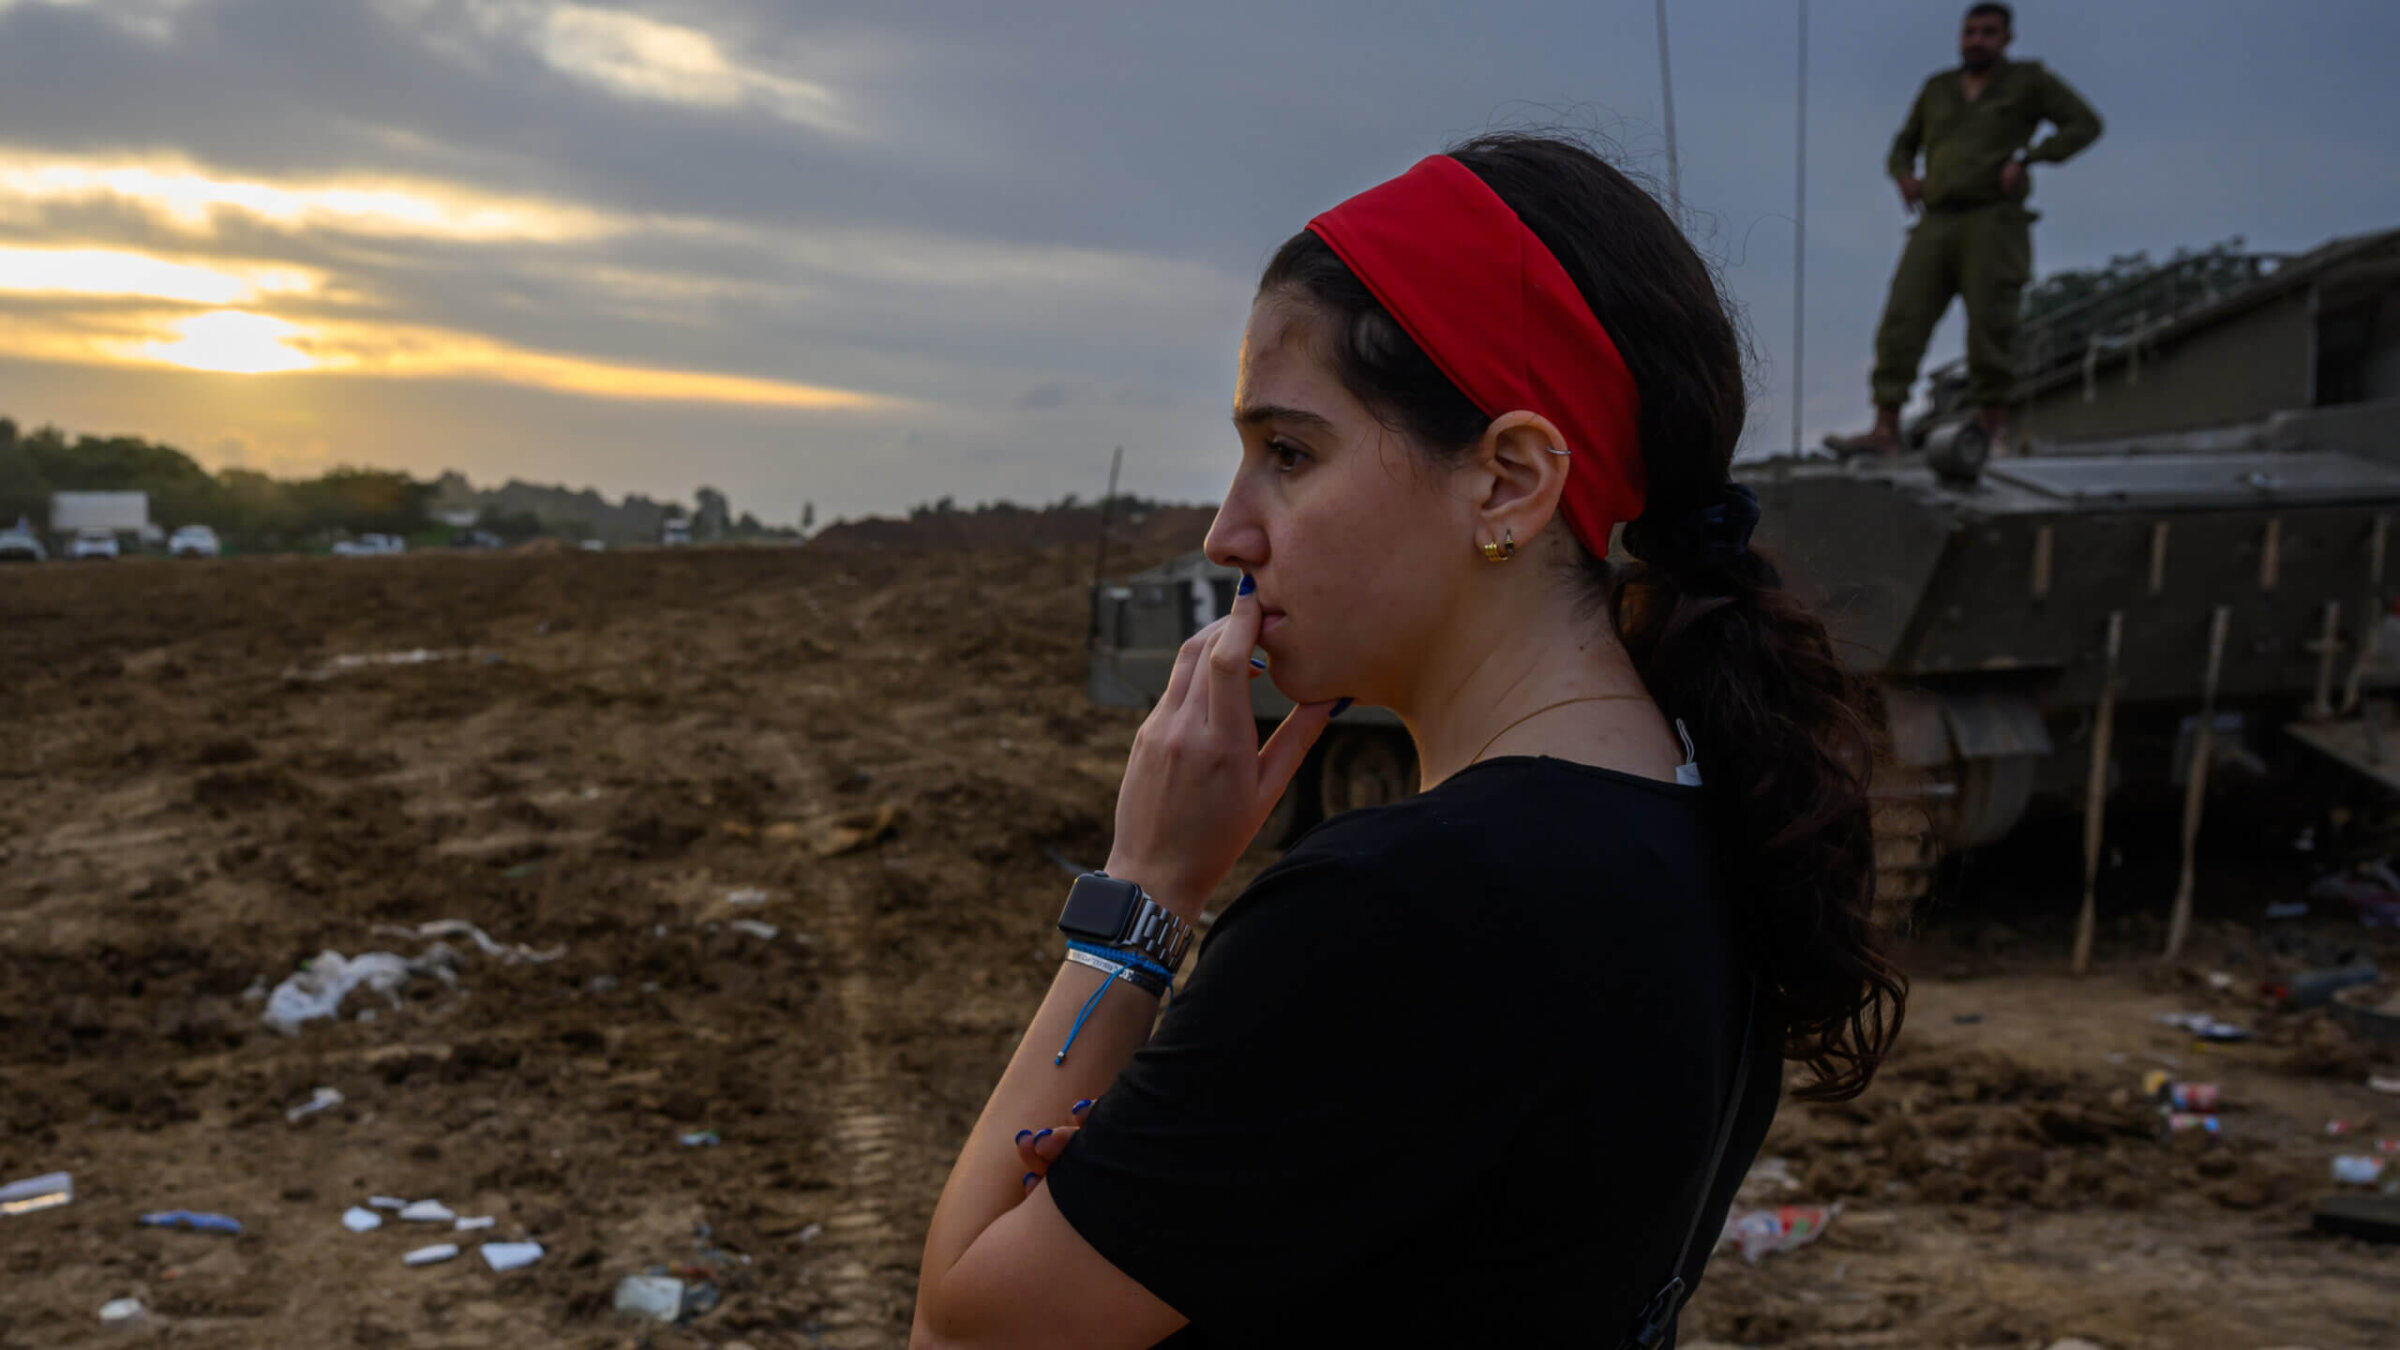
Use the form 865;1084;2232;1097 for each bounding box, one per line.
911;131;1905;1349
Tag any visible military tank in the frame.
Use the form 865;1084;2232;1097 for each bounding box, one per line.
1089;228;2400;863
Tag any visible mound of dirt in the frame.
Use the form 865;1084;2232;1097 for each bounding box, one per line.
4;531;2396;1350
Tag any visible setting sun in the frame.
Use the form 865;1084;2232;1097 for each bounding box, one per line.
132;310;317;374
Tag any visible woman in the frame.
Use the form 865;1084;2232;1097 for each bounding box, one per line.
913;132;1904;1349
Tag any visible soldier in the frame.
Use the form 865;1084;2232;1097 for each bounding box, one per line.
1825;2;2101;457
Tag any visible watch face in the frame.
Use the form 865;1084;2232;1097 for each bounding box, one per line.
1059;876;1136;941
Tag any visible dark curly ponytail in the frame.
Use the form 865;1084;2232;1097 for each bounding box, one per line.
1261;131;1905;1100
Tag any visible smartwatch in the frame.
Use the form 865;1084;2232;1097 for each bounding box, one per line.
1058;873;1193;973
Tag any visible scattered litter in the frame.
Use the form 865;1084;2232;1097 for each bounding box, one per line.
0;1172;72;1218
369;1195;408;1210
240;977;268;1002
139;1210;241;1234
403;1243;460;1267
2156;1012;2252;1042
587;975;620;993
261;949;457;1035
97;1298;145;1327
614;1274;686;1322
728;920;778;940
282;648;493;682
2372;1075;2400;1095
2332;1155;2387;1186
454;1215;495;1231
399;1200;455;1223
1740;1156;1799;1194
2163;1112;2221;1136
2328;1119;2371;1136
679;1130;722;1148
2205;971;2236;991
2265;901;2310;920
1719;1205;1836;1262
369;919;564;965
2263;962;2380;1009
796;1222;822;1244
286;1086;344;1123
481;1241;544;1272
725;887;769;906
2141;1072;2220;1111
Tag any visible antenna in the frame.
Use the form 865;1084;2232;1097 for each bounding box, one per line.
1086;445;1124;651
1654;0;1680;216
1792;0;1809;456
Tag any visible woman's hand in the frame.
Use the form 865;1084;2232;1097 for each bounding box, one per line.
1012;1097;1093;1192
1104;575;1341;919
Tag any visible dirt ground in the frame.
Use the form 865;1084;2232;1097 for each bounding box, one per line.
1;534;2395;1350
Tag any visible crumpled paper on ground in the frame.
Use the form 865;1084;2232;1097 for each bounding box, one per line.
261;948;458;1035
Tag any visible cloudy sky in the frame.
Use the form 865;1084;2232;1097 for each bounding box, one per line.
1;0;2395;523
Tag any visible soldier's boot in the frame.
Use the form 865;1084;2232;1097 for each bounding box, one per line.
1823;406;1903;458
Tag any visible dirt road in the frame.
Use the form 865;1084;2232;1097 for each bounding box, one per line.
1;540;2393;1349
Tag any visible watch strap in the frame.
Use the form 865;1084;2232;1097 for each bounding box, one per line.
1117;892;1194;972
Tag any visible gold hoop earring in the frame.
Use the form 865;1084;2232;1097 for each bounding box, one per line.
1479;528;1516;563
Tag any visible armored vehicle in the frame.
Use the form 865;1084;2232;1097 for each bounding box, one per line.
1089;228;2400;862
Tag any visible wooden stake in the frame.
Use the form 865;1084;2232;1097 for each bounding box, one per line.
2339;513;2390;716
2163;606;2231;965
2073;610;2123;975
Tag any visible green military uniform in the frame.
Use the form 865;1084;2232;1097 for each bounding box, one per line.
1871;58;2102;409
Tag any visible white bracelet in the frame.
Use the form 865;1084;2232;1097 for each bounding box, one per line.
1064;947;1166;996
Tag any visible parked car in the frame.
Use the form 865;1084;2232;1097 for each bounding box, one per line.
448;528;504;550
67;528;120;560
331;533;407;557
168;524;222;558
0;517;44;562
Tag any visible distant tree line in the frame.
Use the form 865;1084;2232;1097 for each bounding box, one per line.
906;491;1173;520
0;417;431;552
0;415;805;553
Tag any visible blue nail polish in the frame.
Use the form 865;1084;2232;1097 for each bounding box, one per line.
1014;1129;1032;1145
1023;1171;1038;1188
1072;1098;1094;1114
1237;573;1256;597
1331;697;1354;718
1033;1128;1053;1142
1249;656;1267;670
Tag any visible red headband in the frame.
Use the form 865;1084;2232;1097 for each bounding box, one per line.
1307;155;1644;556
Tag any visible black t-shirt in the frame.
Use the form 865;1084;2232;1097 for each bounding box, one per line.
1046;755;1781;1348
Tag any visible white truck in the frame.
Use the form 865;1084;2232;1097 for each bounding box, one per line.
50;491;149;556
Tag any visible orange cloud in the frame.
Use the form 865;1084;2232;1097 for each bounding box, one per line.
0;303;898;411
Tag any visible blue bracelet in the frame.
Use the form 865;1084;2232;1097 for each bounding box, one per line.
1055;944;1176;1066
1064;939;1175;986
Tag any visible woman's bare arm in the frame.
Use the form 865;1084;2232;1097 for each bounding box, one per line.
910;961;1184;1350
915;582;1336;1348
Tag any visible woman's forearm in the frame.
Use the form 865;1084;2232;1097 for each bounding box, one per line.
914;959;1159;1331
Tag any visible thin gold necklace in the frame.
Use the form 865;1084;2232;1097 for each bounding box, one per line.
1470;693;1652;765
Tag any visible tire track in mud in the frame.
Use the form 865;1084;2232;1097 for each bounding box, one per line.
760;730;912;1347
